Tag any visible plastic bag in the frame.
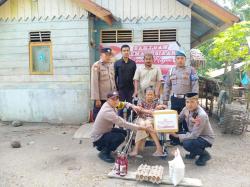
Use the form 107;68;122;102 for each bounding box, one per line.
241;73;250;87
168;148;185;186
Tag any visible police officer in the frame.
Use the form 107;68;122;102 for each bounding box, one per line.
91;48;116;120
169;92;215;166
91;91;154;163
163;49;199;132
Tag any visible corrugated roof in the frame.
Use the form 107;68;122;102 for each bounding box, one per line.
177;0;240;47
207;62;246;78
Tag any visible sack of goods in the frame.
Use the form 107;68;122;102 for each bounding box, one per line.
168;148;185;186
135;164;164;184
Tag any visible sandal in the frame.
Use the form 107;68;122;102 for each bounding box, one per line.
152;152;168;157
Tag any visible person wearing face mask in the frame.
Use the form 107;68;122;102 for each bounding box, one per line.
133;53;163;99
163;49;199;136
169;92;215;166
91;48;117;120
91;91;154;163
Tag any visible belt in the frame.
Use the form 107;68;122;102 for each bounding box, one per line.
173;94;185;98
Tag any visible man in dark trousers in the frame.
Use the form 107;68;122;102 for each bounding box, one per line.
91;48;116;120
169;92;215;166
91;91;153;163
114;44;137;118
163;49;199;143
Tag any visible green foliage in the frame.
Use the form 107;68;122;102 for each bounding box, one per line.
232;0;250;21
198;21;250;75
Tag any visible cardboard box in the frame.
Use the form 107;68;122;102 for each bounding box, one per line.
153;110;178;133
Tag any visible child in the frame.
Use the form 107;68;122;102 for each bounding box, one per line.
129;86;167;157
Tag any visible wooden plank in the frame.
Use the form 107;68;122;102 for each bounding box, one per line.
0;0;11;19
0;82;90;89
107;171;202;187
192;0;239;23
191;23;230;48
31;0;38;18
0;66;90;76
10;0;18;19
0;50;89;61
73;123;93;139
0;37;87;47
0;61;29;68
0;54;28;61
53;51;89;60
0;59;88;69
0;75;90;82
191;11;219;30
0;20;88;33
123;0;130;19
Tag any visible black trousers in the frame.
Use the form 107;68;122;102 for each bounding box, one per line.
171;96;188;132
93;128;127;153
93;100;106;120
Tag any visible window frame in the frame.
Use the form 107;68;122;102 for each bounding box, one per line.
143;29;177;42
100;29;133;43
29;41;53;75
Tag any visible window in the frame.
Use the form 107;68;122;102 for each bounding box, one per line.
143;29;176;42
101;30;132;43
29;31;53;75
30;31;51;42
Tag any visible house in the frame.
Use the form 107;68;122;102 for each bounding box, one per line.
0;0;239;124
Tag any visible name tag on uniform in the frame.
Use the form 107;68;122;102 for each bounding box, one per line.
153;110;178;133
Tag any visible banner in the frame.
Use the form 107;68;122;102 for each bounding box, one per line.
100;42;180;75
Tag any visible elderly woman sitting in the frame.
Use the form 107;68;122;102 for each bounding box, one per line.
129;86;167;157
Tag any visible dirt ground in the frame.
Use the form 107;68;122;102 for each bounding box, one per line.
0;119;250;187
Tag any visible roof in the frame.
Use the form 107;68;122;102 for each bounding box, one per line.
207;62;246;78
177;0;240;47
80;0;114;25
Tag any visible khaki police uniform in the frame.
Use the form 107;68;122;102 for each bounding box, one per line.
91;60;116;119
163;66;199;101
91;60;116;100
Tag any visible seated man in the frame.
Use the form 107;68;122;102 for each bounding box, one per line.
129;86;167;157
91;91;154;163
169;92;215;166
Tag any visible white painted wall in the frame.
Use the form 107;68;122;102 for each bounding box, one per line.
94;0;191;20
0;17;91;124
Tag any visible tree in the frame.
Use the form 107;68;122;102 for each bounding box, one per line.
231;0;250;21
198;21;250;102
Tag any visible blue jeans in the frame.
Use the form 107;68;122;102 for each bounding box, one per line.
183;137;211;156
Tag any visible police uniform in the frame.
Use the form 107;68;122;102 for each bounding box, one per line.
91;91;140;163
171;93;215;166
163;50;199;131
91;48;116;119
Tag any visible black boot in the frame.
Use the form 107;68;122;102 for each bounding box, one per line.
185;153;196;159
96;146;104;151
195;150;211;166
98;149;115;163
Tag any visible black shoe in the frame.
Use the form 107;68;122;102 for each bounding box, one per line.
98;150;115;163
185;153;196;159
170;140;179;146
96;146;103;151
195;151;211;166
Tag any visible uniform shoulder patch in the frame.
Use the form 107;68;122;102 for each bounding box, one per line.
93;62;100;71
